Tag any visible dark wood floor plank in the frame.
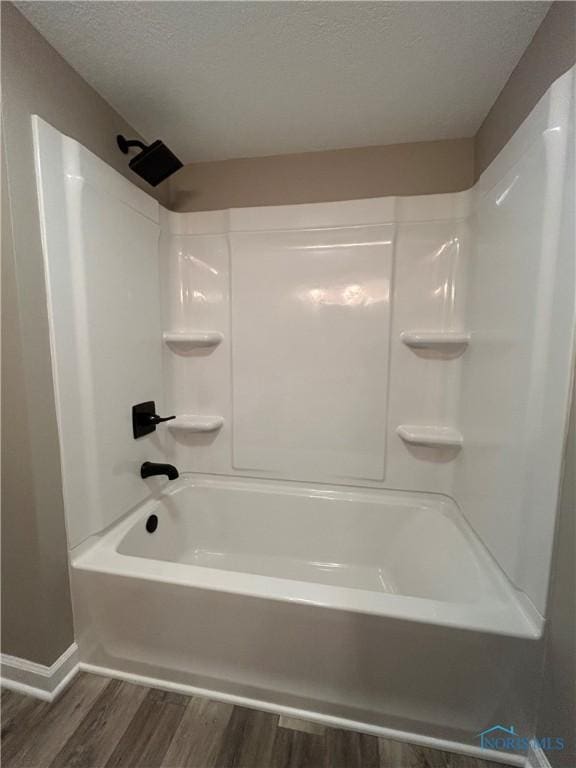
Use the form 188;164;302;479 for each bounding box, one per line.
2;673;106;768
1;689;16;714
148;688;190;707
378;739;456;768
418;744;451;768
104;687;187;768
1;690;49;762
278;715;325;736
325;727;379;768
271;725;325;768
215;706;278;768
48;678;148;768
1;688;41;726
379;738;497;768
449;755;507;768
161;695;233;767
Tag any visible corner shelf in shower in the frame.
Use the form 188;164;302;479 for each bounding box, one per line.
163;331;223;350
396;424;463;448
400;331;470;349
168;415;224;433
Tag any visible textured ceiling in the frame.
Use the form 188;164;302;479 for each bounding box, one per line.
16;1;550;163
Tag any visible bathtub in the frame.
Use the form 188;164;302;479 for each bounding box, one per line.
71;476;541;759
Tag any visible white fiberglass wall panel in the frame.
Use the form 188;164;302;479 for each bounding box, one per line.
386;218;468;492
161;196;468;494
454;67;575;614
33;117;166;547
159;220;232;475
230;226;393;482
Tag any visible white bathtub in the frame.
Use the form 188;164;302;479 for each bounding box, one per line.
71;476;541;759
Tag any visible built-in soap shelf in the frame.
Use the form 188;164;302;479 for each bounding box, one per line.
168;415;224;433
400;331;470;349
396;424;463;448
163;331;223;349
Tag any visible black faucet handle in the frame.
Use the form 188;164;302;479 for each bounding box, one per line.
132;401;175;438
148;414;176;425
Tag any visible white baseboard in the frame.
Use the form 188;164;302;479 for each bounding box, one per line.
526;742;553;768
1;643;79;701
79;661;524;767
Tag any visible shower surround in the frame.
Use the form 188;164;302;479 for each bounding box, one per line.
32;68;574;764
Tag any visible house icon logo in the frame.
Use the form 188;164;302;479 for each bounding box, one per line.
479;724;565;753
478;725;517;750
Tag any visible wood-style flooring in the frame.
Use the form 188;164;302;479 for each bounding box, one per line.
1;673;506;768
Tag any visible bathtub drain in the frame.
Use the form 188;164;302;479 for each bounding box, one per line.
146;514;158;534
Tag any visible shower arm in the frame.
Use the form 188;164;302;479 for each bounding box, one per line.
117;135;148;154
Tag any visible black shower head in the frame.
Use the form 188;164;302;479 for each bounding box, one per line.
117;135;183;187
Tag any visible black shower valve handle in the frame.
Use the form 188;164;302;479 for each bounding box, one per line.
147;413;176;425
132;401;175;439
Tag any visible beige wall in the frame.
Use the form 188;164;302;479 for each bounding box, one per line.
0;2;167;665
169;138;474;212
475;1;576;177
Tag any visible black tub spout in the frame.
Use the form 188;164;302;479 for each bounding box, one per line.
140;461;179;481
